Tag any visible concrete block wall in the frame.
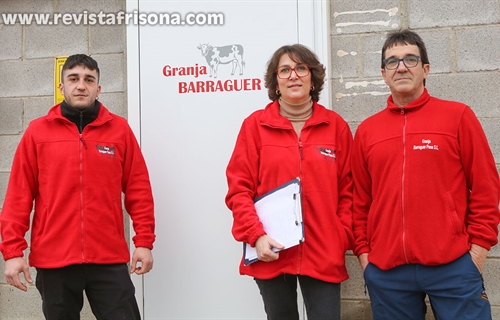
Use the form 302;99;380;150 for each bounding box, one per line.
331;1;500;319
0;0;126;318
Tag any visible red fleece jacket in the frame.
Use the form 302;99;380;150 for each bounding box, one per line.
0;103;155;268
352;89;500;270
226;100;353;283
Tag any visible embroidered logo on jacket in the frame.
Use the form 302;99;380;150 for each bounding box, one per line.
317;147;336;162
95;145;116;158
413;139;439;151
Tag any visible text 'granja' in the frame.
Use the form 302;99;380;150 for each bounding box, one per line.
162;63;262;94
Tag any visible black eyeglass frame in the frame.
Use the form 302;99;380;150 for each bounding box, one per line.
383;55;421;70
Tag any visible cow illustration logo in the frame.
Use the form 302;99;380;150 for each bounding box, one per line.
197;43;245;78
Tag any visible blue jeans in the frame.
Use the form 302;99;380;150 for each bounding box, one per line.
36;263;141;320
255;274;341;320
364;253;491;320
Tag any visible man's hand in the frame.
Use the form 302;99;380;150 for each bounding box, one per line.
358;253;369;272
255;235;284;262
469;244;488;274
130;247;154;275
4;257;33;292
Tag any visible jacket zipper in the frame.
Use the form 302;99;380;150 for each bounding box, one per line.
401;108;409;264
79;132;87;262
297;140;304;273
79;111;83;133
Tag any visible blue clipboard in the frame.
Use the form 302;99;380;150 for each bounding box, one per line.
243;177;304;265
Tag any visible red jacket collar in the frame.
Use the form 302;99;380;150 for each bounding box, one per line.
259;99;330;129
387;88;431;113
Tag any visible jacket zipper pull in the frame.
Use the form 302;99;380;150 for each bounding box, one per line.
400;107;405;115
299;142;304;160
80;135;87;149
79;112;84;133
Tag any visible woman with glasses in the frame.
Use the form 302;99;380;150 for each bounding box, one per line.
225;44;353;320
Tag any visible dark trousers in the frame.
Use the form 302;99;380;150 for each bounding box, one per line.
36;263;141;320
364;253;491;320
255;274;341;320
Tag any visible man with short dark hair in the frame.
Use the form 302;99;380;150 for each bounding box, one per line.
352;29;500;319
1;54;155;319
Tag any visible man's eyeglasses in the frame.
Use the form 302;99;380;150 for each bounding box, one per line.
276;64;310;79
383;55;421;70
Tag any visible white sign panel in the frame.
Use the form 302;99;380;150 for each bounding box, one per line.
127;0;328;318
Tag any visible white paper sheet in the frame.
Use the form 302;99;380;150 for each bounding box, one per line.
243;178;304;265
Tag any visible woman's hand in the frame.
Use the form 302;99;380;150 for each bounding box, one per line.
255;235;284;262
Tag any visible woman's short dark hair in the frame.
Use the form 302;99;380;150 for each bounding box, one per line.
265;44;325;102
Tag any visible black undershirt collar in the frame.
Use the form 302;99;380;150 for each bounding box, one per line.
60;100;100;133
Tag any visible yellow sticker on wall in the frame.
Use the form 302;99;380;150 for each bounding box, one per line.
55;56;68;105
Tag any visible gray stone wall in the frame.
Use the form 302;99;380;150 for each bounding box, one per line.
0;0;126;318
331;1;500;319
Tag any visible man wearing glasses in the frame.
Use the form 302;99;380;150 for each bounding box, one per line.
351;29;500;319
